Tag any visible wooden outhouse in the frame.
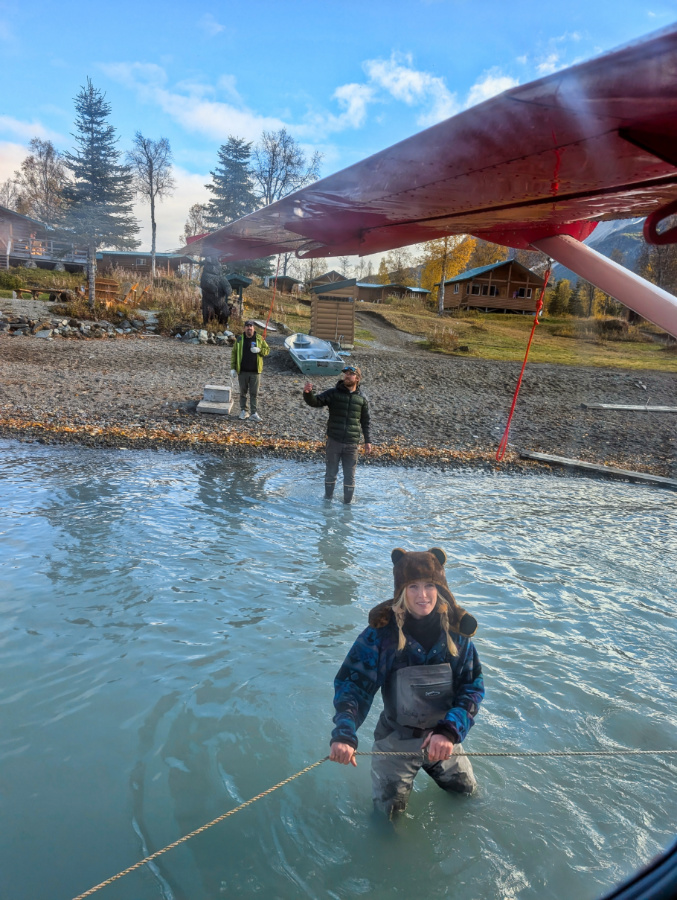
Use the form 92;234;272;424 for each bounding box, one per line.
310;294;355;348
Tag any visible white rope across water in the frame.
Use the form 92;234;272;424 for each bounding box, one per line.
71;748;677;900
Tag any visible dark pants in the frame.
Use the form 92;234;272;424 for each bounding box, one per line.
238;372;260;413
325;437;358;502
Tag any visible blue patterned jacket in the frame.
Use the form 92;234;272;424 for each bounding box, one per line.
331;617;484;749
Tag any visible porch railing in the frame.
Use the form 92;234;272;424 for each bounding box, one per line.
9;238;89;264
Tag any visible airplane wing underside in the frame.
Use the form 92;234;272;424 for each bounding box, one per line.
189;26;677;261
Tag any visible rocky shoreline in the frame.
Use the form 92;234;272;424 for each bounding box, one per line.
1;302;675;482
0;306;234;345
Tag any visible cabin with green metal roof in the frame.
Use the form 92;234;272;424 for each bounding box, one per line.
435;260;544;312
97;250;197;276
310;278;430;303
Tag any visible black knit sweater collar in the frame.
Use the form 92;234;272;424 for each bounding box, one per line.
403;610;442;653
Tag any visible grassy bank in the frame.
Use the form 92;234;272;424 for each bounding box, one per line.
359;301;677;372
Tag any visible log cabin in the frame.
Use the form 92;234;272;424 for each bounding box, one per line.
0;205;87;271
309;279;430;303
436;260;545;312
96;250;197;275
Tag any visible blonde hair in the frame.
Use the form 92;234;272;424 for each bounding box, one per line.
392;586;458;656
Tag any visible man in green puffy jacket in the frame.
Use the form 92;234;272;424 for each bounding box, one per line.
303;365;372;504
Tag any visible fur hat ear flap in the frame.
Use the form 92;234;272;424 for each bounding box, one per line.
391;548;407;565
428;547;447;566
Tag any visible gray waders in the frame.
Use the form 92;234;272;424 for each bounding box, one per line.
371;663;476;816
324;437;358;503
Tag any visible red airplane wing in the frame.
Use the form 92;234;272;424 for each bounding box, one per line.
190;25;677;261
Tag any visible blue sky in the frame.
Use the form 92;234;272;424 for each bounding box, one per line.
1;0;675;251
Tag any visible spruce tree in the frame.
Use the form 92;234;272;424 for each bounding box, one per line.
62;78;139;305
569;281;585;317
205;136;258;227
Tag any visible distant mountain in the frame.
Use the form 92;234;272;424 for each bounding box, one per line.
551;218;644;283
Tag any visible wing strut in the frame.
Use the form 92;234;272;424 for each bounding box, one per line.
530;235;677;339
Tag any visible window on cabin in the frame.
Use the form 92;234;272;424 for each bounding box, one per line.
481;285;499;297
471;284;481;295
136;259;146;266
454;284;459;294
516;287;532;298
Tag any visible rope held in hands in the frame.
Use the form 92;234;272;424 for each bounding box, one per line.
72;747;677;900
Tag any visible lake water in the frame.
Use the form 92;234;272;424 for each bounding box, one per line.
1;440;676;900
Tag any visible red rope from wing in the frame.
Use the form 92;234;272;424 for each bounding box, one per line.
263;256;281;340
495;266;551;461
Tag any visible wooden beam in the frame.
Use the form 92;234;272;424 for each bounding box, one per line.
581;403;677;413
520;451;677;490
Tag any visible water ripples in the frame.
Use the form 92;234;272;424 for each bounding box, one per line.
0;440;676;900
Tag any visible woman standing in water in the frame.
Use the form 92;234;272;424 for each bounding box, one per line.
330;548;484;817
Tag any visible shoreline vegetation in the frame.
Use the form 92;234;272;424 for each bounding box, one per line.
2;268;675;370
1;272;675;481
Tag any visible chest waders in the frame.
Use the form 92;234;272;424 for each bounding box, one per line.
381;663;454;737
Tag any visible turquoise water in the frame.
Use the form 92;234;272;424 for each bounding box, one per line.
1;440;676;900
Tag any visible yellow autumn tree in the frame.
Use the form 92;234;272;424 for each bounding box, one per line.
420;235;476;314
376;257;390;284
467;239;509;269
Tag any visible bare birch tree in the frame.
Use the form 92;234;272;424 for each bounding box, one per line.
14;138;68;226
251;129;322;278
0;178;20;210
127;133;176;277
181;203;209;245
252;128;322;206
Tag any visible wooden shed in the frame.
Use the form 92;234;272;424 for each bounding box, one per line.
436;260;545;312
311;294;355;348
270;274;301;294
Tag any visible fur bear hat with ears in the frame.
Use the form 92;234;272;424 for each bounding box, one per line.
368;547;477;637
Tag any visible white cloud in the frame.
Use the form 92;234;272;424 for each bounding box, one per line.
217;74;241;103
101;62;286;142
363;53;458;126
536;52;561;75
316;83;374;131
0;141;29;182
466;70;519;108
135;165;211;251
198;13;225;36
0;115;64;143
103;53;459;149
102;61;167;90
516;54;528;65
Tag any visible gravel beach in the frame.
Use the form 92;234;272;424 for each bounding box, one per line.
1;302;675;479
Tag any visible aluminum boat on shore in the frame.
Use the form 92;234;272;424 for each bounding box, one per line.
284;333;346;376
